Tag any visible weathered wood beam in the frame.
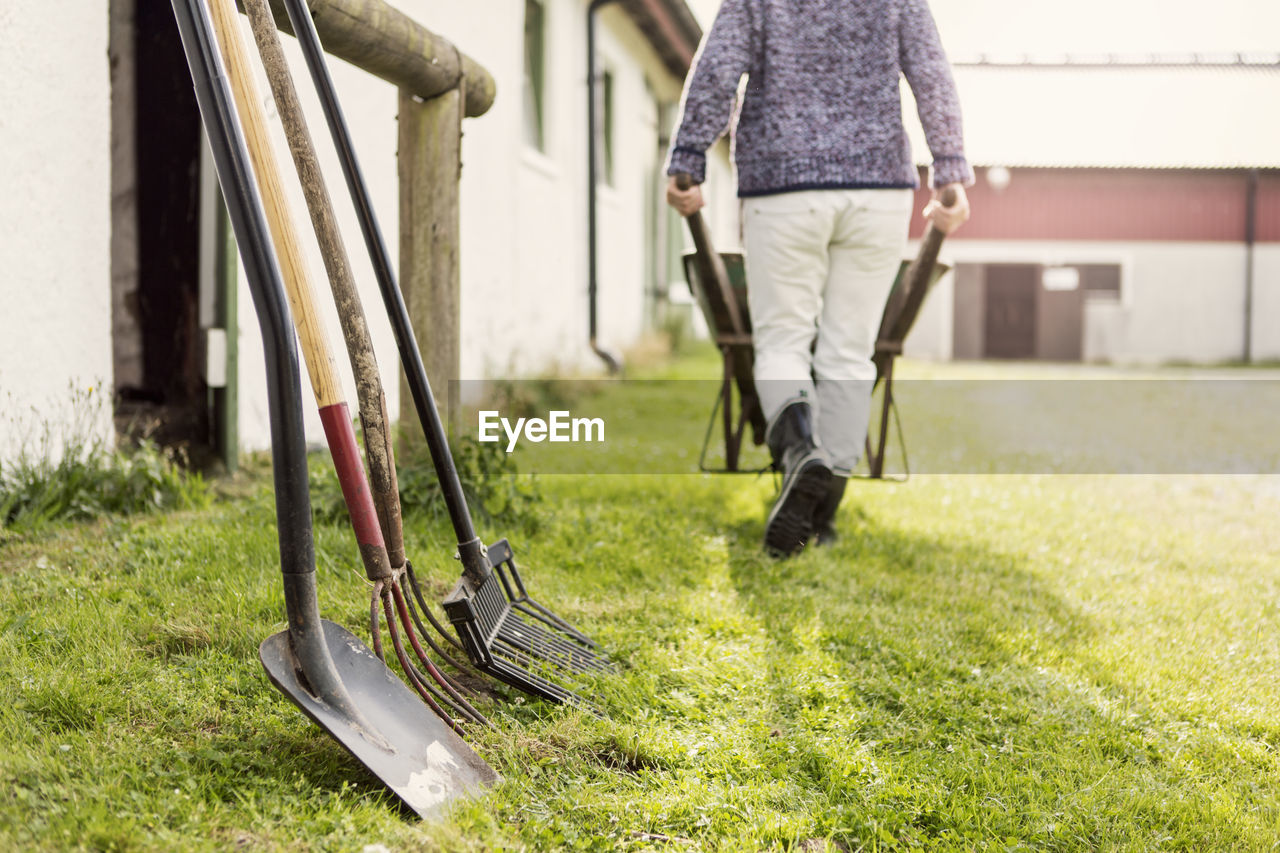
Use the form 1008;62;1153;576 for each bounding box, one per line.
246;0;495;116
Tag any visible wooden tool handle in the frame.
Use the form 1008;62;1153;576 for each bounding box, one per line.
206;0;343;409
241;0;405;568
920;184;959;254
209;0;392;582
905;184;958;295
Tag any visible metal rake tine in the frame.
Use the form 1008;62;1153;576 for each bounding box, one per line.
497;609;608;665
497;613;613;673
511;599;606;650
398;565;483;679
389;582;491;726
479;567;609;667
491;560;605;650
405;560;466;652
494;640;599;680
486;652;591;702
440;539;613;708
487;656;605;714
379;586;467;734
375;581;488;723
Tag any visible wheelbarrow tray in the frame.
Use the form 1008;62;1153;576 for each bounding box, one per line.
681;250;951;476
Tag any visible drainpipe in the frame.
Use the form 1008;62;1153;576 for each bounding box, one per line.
1244;168;1258;364
587;0;622;373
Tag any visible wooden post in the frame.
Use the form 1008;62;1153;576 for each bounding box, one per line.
398;85;463;444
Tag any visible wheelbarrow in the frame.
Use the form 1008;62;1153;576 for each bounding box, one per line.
680;187;956;478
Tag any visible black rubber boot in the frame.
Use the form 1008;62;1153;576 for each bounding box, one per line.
811;475;848;547
763;402;832;557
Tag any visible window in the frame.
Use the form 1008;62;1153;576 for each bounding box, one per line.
602;69;615;186
1077;263;1122;300
522;0;546;151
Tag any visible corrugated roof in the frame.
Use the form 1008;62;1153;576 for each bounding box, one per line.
904;58;1280;170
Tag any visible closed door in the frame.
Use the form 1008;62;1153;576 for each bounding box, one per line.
984;264;1038;359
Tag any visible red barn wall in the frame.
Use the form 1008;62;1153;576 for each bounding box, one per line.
910;167;1280;243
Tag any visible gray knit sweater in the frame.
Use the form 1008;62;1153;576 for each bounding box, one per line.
667;0;972;195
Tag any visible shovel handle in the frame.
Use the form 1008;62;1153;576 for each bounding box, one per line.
207;0;392;581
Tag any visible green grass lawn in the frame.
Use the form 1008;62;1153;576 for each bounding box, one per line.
3;346;1280;851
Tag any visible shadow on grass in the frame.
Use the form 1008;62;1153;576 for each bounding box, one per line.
205;724;409;815
720;510;1264;848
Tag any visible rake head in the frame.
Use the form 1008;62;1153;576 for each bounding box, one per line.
441;539;613;708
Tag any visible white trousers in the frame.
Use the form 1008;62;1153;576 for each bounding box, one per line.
743;188;913;476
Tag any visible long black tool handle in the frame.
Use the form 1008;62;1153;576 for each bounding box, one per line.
170;0;363;719
277;0;482;564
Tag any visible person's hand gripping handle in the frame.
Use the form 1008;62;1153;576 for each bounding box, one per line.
923;182;969;235
667;172;705;217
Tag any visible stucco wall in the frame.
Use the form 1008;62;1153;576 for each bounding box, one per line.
0;2;113;462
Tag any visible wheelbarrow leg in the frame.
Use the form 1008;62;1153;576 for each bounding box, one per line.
868;345;899;480
722;344;740;472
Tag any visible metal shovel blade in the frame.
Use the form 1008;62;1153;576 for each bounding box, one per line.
259;619;499;819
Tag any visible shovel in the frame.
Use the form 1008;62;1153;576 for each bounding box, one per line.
171;0;496;818
203;0;488;732
273;0;614;708
237;0;489;716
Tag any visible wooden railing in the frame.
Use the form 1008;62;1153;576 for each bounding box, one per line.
252;0;494;115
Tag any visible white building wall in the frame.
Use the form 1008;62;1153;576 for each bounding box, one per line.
1118;243;1248;364
905;240;1262;365
0;2;113;462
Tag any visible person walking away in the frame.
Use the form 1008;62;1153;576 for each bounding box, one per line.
666;0;972;556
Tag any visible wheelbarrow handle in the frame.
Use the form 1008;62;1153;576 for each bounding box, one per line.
673;173;746;337
884;184;959;346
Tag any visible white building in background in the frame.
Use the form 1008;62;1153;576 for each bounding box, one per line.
0;3;113;463
0;0;732;465
900;56;1280;365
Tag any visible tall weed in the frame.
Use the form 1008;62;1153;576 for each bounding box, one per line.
0;384;208;531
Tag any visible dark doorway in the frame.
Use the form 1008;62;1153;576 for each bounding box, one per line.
112;0;214;464
983;264;1038;359
954;262;1106;362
